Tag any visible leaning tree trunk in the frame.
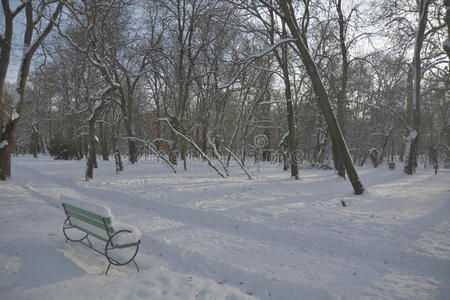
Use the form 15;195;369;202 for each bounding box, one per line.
277;0;364;194
333;93;346;177
331;140;345;176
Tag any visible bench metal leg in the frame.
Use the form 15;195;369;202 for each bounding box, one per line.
105;263;112;275
104;258;139;275
133;259;139;272
85;236;93;248
63;217;88;242
104;230;140;275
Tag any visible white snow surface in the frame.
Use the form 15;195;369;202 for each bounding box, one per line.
0;156;449;300
10;109;19;121
408;129;418;139
0;140;8;149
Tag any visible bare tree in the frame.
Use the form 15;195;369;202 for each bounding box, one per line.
58;0;126;180
0;0;63;180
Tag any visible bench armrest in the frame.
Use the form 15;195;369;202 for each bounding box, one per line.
111;222;142;246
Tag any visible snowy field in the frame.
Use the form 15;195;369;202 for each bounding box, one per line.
0;156;449;300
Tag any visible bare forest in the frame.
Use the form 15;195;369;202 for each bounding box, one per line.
1;0;449;193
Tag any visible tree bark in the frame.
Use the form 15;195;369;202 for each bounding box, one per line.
404;0;430;174
280;23;299;179
169;117;179;165
0;119;16;180
119;90;137;164
333;0;349;178
444;0;450;59
99;122;109;160
85;101;105;180
85;112;98;180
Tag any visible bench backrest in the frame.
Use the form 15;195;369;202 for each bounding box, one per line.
62;199;114;242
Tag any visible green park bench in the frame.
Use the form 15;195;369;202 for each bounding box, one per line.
61;197;141;275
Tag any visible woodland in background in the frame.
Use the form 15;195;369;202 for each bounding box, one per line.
1;0;449;191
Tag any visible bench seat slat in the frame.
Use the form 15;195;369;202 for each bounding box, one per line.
114;242;140;249
73;225;108;242
70;219;111;241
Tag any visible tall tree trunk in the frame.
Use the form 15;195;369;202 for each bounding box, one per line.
444;0;450;59
0;119;17;180
118;87;137;164
404;0;430;174
85;87;114;180
99;122;109;160
201;121;208;155
331;138;344;174
154;89;162;151
169;117;179;165
333;0;349;178
124;114;137;164
404;62;416;172
31;128;39;158
269;16;299;178
0;0;15;101
332;0;349;178
280;27;299;179
85;114;97;180
406;63;414;126
0;2;20;179
181;138;187;171
277;0;364;194
444;0;450;169
444;75;450;168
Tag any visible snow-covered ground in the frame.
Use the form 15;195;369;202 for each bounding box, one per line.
0;156;449;300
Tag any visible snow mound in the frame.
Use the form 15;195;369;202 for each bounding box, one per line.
61;196;113;220
112;221;142;246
